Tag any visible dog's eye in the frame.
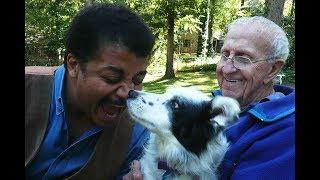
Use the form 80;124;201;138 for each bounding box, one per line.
174;102;179;109
171;100;179;109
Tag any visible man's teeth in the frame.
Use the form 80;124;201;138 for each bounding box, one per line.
104;111;117;118
226;79;237;82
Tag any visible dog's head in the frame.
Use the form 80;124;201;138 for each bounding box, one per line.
126;87;240;155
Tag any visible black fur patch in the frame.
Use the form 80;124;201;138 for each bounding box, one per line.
169;97;215;156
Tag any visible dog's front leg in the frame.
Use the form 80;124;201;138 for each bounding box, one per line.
140;136;165;180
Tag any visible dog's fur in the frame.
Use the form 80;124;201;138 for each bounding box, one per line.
126;87;240;180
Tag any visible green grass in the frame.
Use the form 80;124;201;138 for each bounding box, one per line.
143;65;219;96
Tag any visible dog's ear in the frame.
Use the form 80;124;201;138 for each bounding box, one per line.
208;96;241;127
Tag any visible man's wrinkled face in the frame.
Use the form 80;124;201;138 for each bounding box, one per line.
216;26;275;109
69;44;148;126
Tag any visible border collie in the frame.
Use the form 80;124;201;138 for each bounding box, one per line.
126;87;240;180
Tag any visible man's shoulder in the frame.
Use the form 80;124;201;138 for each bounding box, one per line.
247;85;295;123
227;110;295;147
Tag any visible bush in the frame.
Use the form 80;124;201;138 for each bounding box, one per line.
178;63;216;72
177;53;197;63
282;15;295;71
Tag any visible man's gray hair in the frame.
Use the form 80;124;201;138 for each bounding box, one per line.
227;16;289;61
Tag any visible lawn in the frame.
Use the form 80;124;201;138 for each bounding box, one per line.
142;63;219;96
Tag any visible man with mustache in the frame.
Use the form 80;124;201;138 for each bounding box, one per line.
25;3;154;179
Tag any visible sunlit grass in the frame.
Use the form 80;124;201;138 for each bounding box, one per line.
143;69;219;96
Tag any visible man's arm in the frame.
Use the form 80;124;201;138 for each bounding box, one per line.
230;119;295;180
122;160;143;180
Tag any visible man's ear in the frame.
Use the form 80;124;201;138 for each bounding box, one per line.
264;59;285;84
66;53;79;77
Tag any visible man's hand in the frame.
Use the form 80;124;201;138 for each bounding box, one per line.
122;160;143;180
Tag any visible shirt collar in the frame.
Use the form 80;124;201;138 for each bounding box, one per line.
212;86;295;122
53;65;66;115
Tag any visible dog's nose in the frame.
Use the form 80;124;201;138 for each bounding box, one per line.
128;90;139;99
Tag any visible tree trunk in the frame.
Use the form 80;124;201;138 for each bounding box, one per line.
266;0;286;25
201;0;211;59
163;5;175;79
241;0;245;6
208;4;214;56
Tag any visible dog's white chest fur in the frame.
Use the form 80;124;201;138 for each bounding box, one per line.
140;132;229;180
126;87;240;179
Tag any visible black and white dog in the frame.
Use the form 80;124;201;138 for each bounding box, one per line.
126;87;240;180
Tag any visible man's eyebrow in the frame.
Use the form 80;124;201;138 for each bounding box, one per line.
221;46;254;57
100;65;124;75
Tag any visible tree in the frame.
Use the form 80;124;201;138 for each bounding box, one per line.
127;0;201;79
266;0;286;25
164;0;176;78
241;0;244;6
25;0;85;66
201;0;211;59
196;0;240;57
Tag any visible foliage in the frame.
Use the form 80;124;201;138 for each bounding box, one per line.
196;0;243;57
241;0;267;17
175;15;202;49
127;0;203;79
281;15;295;70
25;0;86;66
25;0;295;85
176;53;197;62
211;0;243;34
279;12;295;86
281;68;295;87
177;63;216;72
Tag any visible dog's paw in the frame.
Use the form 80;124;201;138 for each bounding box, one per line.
210;96;240;127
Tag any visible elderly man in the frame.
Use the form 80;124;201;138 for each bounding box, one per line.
25;3;154;179
124;16;294;180
213;16;295;179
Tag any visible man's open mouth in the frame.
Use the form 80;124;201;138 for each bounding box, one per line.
100;103;125;122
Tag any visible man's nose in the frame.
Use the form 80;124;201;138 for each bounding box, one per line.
222;59;237;73
116;81;134;99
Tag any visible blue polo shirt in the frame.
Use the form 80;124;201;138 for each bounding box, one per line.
213;85;295;180
25;66;149;179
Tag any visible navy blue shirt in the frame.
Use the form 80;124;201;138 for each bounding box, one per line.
25;66;149;179
213;85;295;180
